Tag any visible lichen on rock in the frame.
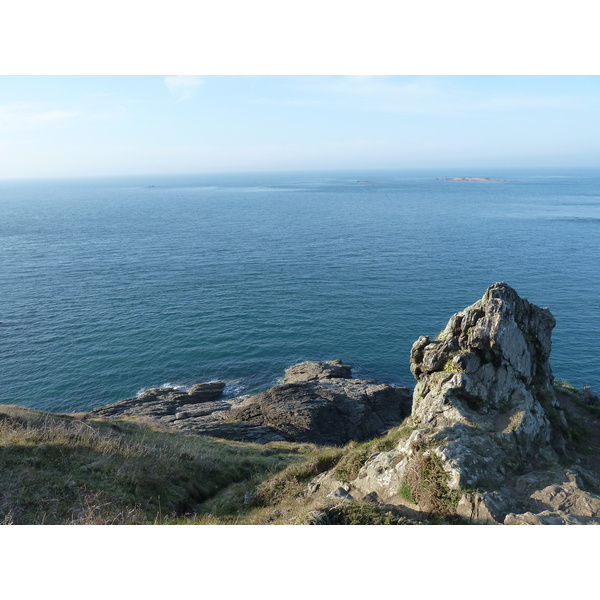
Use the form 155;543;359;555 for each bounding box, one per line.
407;282;562;491
348;282;600;524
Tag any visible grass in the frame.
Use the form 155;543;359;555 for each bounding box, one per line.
0;406;460;525
441;361;465;373
0;405;311;524
188;421;415;524
1;405;412;525
440;349;468;374
231;447;345;510
398;483;416;504
307;502;413;525
554;380;579;397
400;446;460;516
334;424;413;481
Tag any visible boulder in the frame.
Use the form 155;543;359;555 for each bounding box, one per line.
283;360;352;384
227;376;412;445
186;382;226;402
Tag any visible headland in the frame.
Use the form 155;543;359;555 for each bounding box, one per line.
2;283;599;524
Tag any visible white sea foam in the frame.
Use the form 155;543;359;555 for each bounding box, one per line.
223;381;246;397
136;382;189;396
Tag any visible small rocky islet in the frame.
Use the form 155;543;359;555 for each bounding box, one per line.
433;177;520;182
85;282;600;524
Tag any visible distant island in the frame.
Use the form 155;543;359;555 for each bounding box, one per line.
434;177;519;182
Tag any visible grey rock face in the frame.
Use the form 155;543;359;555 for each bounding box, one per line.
89;381;226;419
187;382;228;402
228;376;412;446
348;283;600;524
327;487;355;501
456;491;519;524
408;282;559;490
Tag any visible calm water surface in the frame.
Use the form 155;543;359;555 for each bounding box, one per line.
1;168;599;412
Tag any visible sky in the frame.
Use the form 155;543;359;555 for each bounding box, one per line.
1;75;600;179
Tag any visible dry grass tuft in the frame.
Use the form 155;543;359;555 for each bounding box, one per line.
401;448;459;516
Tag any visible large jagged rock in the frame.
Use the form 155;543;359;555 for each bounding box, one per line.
346;283;600;524
87;361;412;446
407;281;561;490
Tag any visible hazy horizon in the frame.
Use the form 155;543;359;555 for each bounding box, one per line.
1;76;599;180
2;165;598;184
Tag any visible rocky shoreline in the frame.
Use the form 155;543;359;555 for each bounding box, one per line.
89;359;412;446
84;282;600;524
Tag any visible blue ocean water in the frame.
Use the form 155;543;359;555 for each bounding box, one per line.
1;169;599;413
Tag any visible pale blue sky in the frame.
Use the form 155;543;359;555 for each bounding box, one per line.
1;76;599;179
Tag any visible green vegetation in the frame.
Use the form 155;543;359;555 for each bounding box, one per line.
441;361;465;373
440;349;468;374
398;483;416;504
197;422;414;524
334;425;413;481
555;380;578;395
246;447;344;509
552;381;598;452
0;405;310;524
5;376;600;526
0;406;419;525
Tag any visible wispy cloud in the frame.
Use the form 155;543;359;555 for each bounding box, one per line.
0;102;80;132
259;76;595;118
164;76;203;102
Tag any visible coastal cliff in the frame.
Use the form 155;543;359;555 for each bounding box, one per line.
2;283;599;525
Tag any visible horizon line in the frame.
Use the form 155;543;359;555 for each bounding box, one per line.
1;165;597;182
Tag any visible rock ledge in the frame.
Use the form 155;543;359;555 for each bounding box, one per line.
88;360;411;446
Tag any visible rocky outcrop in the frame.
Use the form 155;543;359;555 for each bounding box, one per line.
88;381;277;440
407;281;560;489
227;365;411;445
88;360;412;446
283;359;352;384
344;283;600;524
90;382;227;419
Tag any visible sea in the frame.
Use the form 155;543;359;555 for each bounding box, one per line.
1;168;600;413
